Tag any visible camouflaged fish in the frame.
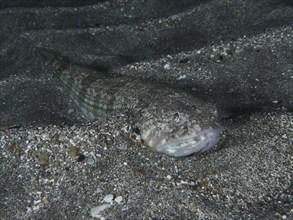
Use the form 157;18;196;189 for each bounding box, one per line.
52;60;221;157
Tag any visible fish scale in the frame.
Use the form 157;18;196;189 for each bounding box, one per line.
52;59;221;157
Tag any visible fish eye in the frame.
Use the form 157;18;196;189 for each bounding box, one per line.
173;112;180;122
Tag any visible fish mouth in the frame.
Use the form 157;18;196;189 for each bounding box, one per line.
154;126;221;157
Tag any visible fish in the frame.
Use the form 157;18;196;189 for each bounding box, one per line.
52;59;221;157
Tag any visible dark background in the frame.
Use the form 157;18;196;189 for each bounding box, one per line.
0;0;292;126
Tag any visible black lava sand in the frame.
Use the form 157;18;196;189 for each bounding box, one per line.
0;1;292;219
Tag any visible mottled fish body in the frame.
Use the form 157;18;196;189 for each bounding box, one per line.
52;60;221;157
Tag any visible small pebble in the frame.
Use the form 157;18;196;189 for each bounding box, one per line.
90;204;111;217
96;188;103;194
115;196;123;204
38;153;49;165
105;136;113;145
69;147;79;157
163;63;170;69
177;75;186;80
103;194;114;203
86;156;95;165
68;109;75;114
42;197;49;205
